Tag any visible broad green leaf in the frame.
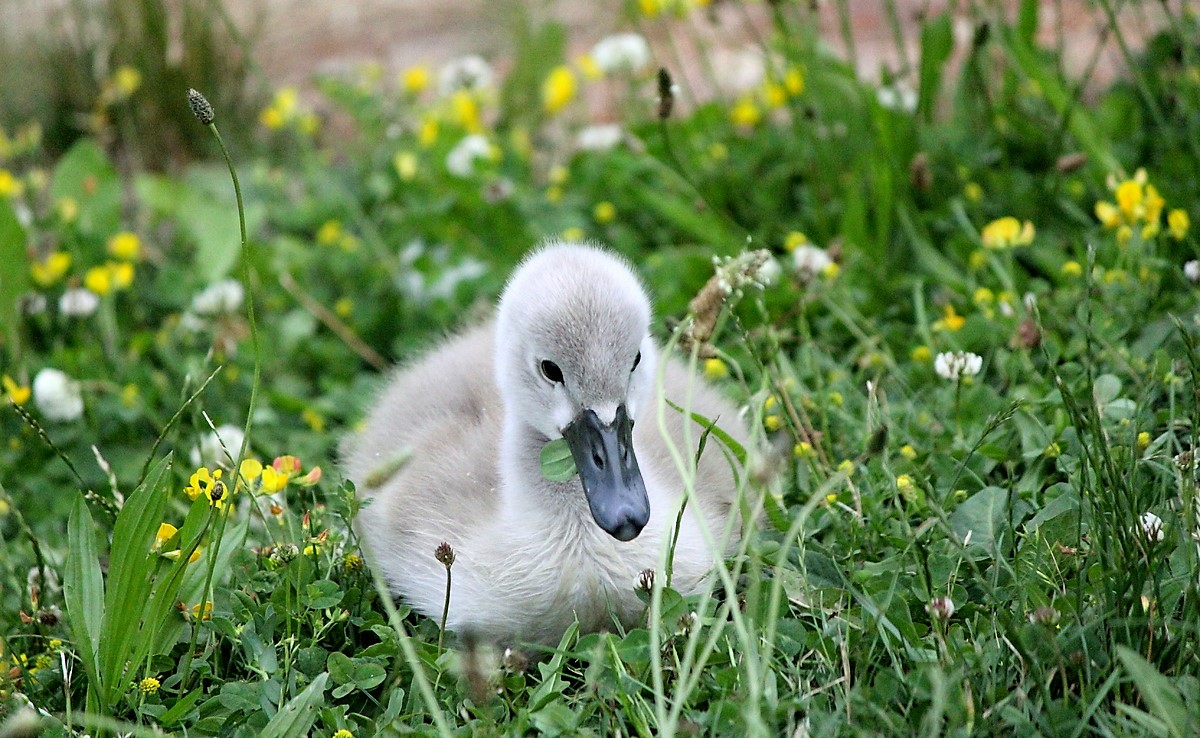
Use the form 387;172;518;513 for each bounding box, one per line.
49;139;122;236
949;486;1008;550
1116;646;1193;738
0;199;28;356
540;437;577;481
258;673;328;738
99;456;173;702
64;493;105;705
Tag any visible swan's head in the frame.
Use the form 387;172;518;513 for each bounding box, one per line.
496;242;656;541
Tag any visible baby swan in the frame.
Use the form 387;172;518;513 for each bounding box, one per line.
343;242;749;645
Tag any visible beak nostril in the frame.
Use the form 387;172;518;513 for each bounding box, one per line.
593;453;604;468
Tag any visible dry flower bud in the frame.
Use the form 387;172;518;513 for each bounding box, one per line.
187;88;215;125
435;541;456;567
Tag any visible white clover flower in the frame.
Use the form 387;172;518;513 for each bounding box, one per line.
591;33;651;74
934;351;983;381
32;368;84;422
445;134;493;178
1185;260;1200;283
191;424;245;468
926;596;955;621
877;81;917;114
792;245;832;279
1139;512;1164;543
437;55;493;95
576;124;624;152
191;279;244;316
58;288;100;318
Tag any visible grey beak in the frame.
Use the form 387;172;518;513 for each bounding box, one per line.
562;404;649;541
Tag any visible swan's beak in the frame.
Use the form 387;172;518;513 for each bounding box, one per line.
562;404;649;541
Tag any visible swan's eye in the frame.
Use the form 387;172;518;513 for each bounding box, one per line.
540;360;564;384
631;351;641;372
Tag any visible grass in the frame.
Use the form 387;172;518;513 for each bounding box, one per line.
2;0;1200;735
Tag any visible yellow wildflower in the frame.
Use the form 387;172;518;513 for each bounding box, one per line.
1044;442;1061;458
138;677;160;694
577;54;602;81
764;415;783;432
185;467;227;509
910;345;931;363
451;90;482;132
963;182;983;203
972;287;994;306
1168;209;1189;240
542;66;577;115
109;261;134;290
316;220;343;246
933;304;965;332
703;358;728;379
261;465;290;494
784;67;805;96
191;601;213;621
968;250;987;271
761;81;787;109
639;0;661;16
302;408;326;432
1061;260;1082;277
0;169;24;198
981;216;1035;249
548;165;569;185
401;66;430;94
393;151;418;181
106;234;141;262
259;106;285;130
593;201;616;224
113;66;142;97
561;226;585;242
1094;201;1121;229
334;297;353;317
784;231;808;251
333;730;354;738
1115;178;1144;221
1116;225;1133;245
1137;431;1150;451
794;442;814;458
828;391;844;406
239;458;263;482
837;459;855;475
3;375;30;405
153;523;178;552
85;265;113;296
730;98;761;128
418;116;439;146
900;444;917;460
273;88;298;118
896;474;915;498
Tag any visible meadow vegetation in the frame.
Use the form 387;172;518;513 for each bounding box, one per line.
1;0;1199;735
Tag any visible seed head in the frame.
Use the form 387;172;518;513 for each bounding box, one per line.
187;88;215;125
657;68;674;119
434;541;456;567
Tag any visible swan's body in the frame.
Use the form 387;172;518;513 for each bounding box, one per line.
343;243;749;645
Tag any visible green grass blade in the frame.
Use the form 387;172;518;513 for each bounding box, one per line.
257;672;328;738
63;492;105;708
1115;647;1193;738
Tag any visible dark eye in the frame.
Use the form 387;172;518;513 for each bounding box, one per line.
540;360;564;384
632;351;641;372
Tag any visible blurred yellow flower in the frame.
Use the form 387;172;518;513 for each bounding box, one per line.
85;266;113;296
261;465;289;493
107;231;141;261
910;345;931;363
0;169;24;198
703;358;728;379
794;442;814;458
401;66;430;94
273;88;298;118
393;151;418;181
900;444;917;460
451;90;482;132
302;408;326;432
981;216;1034;249
968;250;987;270
316;220;343;246
761;82;787;109
418;117;439;146
31;251;71;287
1094;201;1120;229
334;297;353;317
764;415;783;432
933;304;965;332
259;106;285;130
112;66;142;97
963;182;983;203
1061;260;1082;277
3;375;30;405
542;66;577;115
784;67;805;96
837;459;855;475
639;0;661;16
730;98;761;128
784;231;808;252
1168;209;1190;240
1137;431;1150;451
561;226;585;242
593;201;616;224
972;287;994;305
577;54;602;81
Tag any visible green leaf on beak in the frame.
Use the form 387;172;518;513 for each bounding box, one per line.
540;437;578;481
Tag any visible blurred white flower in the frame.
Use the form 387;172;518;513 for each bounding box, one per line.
1185;260;1200;283
757;256;782;286
877;81;917;114
58;288;100;318
22;293;47;316
438;55;493;95
33;368;84;422
191;424;245;468
577;124;623;152
711;46;765;95
191;279;244;316
926;596;955;621
1139;512;1164;543
591;33;651;74
934;351;983;381
792;245;832;278
446;134;492;178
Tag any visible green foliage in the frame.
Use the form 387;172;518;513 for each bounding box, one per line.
2;1;1200;736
